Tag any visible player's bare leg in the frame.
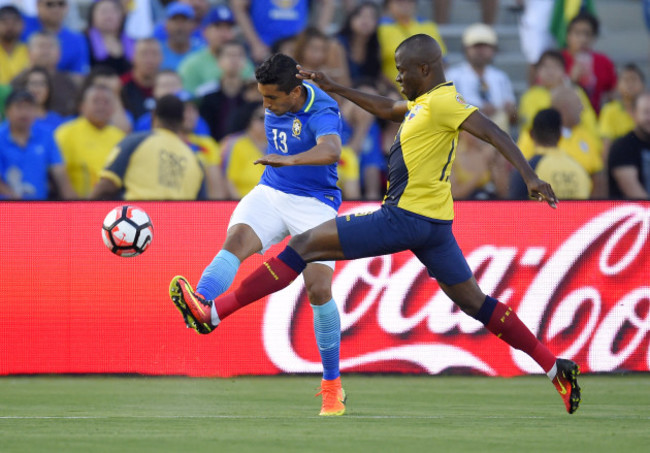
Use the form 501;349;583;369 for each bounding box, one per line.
304;263;346;416
439;277;581;414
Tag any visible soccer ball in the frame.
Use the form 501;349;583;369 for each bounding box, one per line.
102;205;154;257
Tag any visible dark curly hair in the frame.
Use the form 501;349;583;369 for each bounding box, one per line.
254;53;301;94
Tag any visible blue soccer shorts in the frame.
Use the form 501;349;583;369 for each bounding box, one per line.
335;205;473;286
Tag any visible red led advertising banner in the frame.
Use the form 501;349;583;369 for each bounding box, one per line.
0;201;649;377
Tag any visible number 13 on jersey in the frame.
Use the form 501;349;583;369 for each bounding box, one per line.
271;128;288;153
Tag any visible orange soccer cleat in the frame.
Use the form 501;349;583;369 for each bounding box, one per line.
169;276;216;335
316;377;347;416
552;358;581;414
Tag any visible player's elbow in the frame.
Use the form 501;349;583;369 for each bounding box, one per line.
320;140;341;164
327;146;341;164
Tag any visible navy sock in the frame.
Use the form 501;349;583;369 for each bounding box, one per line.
474;295;498;325
278;246;307;274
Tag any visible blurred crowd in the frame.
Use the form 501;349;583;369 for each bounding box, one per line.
0;0;648;201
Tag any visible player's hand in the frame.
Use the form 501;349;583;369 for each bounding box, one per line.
254;154;294;167
296;65;336;92
527;177;558;209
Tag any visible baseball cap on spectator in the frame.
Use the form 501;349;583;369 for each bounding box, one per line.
0;4;22;19
462;23;498;47
5;90;36;109
165;1;195;20
204;5;235;26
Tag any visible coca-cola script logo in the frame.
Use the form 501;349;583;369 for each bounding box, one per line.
262;204;650;376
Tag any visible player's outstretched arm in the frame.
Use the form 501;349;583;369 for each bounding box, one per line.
460;111;558;208
297;66;408;122
255;134;341;167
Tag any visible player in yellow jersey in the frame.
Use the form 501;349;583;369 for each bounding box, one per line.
177;35;581;415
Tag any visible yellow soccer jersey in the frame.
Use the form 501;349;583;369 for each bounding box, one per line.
55;118;125;197
224;135;265;198
378;18;446;91
518;85;598;136
599;100;635;140
101;128;205;200
532;146;592;199
383;82;477;221
0;43;29;84
518;124;603;175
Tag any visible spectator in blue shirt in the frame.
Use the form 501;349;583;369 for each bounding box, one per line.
22;0;90;75
157;2;204;71
0;90;75;199
134;69;209;134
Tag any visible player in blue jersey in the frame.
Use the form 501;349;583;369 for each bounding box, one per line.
174;35;582;415
169;53;346;416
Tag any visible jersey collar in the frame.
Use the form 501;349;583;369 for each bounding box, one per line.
299;83;316;113
414;81;453;102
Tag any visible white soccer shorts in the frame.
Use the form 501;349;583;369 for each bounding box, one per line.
228;184;338;269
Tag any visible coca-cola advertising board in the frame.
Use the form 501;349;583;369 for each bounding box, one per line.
0;201;648;377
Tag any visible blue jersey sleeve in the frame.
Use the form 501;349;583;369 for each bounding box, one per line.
308;108;341;141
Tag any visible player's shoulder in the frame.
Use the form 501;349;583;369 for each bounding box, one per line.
304;82;339;113
421;81;466;105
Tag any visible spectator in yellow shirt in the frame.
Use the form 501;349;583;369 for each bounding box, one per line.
0;5;30;84
90;94;205;200
221;101;266;199
510;108;591;200
377;0;446;91
518;85;604;198
518;49;597;136
451;131;498;200
55;84;125;197
599;63;646;162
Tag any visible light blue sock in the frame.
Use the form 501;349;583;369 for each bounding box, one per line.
196;250;240;300
311;299;341;381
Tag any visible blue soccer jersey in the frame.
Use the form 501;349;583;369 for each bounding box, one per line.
259;82;342;210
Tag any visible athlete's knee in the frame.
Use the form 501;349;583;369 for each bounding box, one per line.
306;281;333;305
223;225;260;259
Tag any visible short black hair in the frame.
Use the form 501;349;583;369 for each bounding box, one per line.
536;49;565;68
154;94;184;129
622;63;646;84
531;108;562;146
5;90;36;114
568;12;600;37
0;4;22;19
254;53;301;94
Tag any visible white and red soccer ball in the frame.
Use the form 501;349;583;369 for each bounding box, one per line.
102;205;153;257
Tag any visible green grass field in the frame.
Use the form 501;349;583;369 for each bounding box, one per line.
1;375;648;453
